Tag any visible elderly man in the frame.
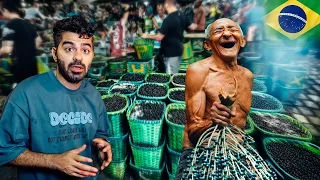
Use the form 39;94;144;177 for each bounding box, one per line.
176;18;253;179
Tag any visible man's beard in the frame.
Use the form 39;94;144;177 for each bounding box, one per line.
56;57;89;84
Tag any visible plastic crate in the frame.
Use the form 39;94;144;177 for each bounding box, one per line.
129;157;165;180
106;133;129;162
104;155;127;180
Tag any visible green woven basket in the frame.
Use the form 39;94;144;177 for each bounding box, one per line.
245;115;255;135
129;156;165;180
108;82;138;106
165;103;186;152
104;155;127;180
168;88;185;104
251;92;283;113
96;79;118;92
263;137;320;180
137;83;169;101
106;133;129;162
252;79;267;93
166;164;176;180
119;73;145;85
248;112;312;142
133;38;154;60
127;100;166;146
129;136;165;169
167;144;182;175
145;72;171;86
171;73;186;87
101;94;129;136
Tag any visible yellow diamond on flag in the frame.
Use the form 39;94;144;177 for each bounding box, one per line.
264;0;320;40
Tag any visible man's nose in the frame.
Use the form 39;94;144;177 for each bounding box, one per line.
73;49;83;61
222;30;232;39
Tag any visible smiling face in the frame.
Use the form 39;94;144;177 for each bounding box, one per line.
204;18;245;61
52;32;94;84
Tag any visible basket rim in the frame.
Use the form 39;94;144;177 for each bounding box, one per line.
250;92;283;113
137;82;169;100
108;82;138;96
171;73;186;87
167;144;182;156
129;135;166;150
101;94;129;115
95;79;118;88
244;115;255;135
119;73;145;84
127;99;166;123
252;79;267;93
168;87;186;104
106;132;129;141
249;111;312;141
145;72;171;84
165;103;186;129
262;137;320;180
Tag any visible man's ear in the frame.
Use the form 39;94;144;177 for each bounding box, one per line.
240;36;246;48
51;47;57;62
204;40;211;51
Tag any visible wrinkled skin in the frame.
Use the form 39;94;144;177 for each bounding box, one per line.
183;18;254;148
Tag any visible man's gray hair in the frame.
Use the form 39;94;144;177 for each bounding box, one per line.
204;22;244;40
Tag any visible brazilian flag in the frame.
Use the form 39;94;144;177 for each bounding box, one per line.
264;0;320;41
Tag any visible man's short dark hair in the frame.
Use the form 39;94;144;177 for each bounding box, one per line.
53;16;96;48
2;0;22;15
165;0;177;5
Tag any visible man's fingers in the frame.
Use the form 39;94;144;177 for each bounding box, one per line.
74;162;98;173
93;138;108;148
214;114;231;124
101;144;111;153
70;172;87;178
72;166;96;177
71;144;86;154
214;102;231;114
74;155;93;163
213;119;229;127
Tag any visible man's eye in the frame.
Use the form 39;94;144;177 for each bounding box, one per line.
230;28;238;33
65;48;74;52
83;49;90;54
214;30;223;34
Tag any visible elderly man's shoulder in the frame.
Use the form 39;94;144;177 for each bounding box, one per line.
238;65;254;80
187;59;209;75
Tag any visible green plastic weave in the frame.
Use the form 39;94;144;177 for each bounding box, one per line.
101;94;129;136
119;73;145;85
104;155;127;180
133;38;154;60
129;156;165;180
167;144;182;175
245;115;255;135
137;83;169;100
106;133;129;162
168;88;185;104
145;72;171;86
249;112;312;142
127;100;166;146
129;136;165;169
165;103;186;152
108;82;138;106
166;164;176;180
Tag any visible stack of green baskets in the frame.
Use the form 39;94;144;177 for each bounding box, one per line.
106;133;129;162
167;144;182;175
137;83;169;101
145;72;171;86
108;82;138;106
166;164;176;180
129;157;165;180
168;88;185;104
248;111;312;142
101;94;129;136
165;103;186;152
105;155;127;180
127;100;166;146
133;38;154;60
130;136;165;169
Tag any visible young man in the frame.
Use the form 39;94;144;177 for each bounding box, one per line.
176;18;254;179
142;0;197;74
0;16;112;180
0;0;39;83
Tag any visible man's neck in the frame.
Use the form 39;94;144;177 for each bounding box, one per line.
55;69;81;90
166;6;178;14
210;54;238;71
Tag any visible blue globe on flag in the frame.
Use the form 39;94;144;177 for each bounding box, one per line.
278;5;307;33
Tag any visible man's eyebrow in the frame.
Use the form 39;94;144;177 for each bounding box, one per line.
227;25;237;29
81;43;92;48
62;41;74;46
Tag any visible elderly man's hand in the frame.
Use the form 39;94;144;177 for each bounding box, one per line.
141;34;148;39
210;102;236;126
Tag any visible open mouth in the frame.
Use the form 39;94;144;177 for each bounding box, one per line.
220;42;236;49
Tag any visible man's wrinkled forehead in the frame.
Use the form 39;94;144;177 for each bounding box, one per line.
211;18;239;31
